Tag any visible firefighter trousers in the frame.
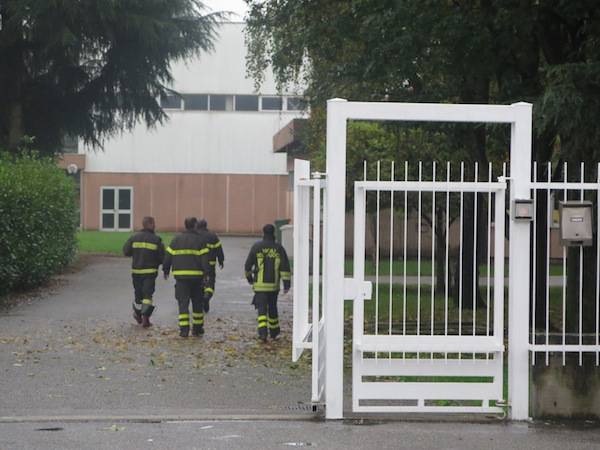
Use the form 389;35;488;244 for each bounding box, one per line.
253;291;280;339
132;274;156;317
205;265;216;297
175;278;205;333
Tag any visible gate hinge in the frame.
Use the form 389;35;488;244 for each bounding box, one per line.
343;278;372;301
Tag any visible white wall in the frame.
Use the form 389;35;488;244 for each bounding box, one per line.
171;22;301;95
83;23;305;175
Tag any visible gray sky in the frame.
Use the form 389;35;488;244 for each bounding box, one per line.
203;0;249;20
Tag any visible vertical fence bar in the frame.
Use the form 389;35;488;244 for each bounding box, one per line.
352;184;366;411
459;162;465;341
431;162;436;339
487;163;492;342
473;162;479;339
546;162;551;366
311;179;321;402
445;162;450;343
403;162;408;343
494;186;506;358
531;162;537;365
417;161;423;339
596;163;600;366
507;102;533;421
579;162;585;366
375;161;381;337
597;163;600;366
389;162;395;342
323;98;347;419
562;162;567;366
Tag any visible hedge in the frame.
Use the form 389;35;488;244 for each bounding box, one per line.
0;152;78;295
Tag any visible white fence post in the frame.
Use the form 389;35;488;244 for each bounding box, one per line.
324;98;348;419
292;159;311;362
508;101;533;420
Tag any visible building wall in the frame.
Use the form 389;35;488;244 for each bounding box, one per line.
82;172;291;233
78;23;302;232
82;23;305;176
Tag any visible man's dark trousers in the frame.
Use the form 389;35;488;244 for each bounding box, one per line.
254;291;280;339
132;274;157;317
175;278;205;335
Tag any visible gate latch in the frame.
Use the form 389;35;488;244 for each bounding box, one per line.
343;278;372;301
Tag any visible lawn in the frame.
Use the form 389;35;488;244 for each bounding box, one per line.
77;231;175;255
343;258;563;277
343;284;566;335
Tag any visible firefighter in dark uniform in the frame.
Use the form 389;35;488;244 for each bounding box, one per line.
122;216;165;328
195;219;224;313
244;224;291;342
163;217;210;337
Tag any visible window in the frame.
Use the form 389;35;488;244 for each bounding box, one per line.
209;94;234;111
160;94;182;109
235;95;259;111
101;187;133;231
287;96;307;111
184;94;208;111
261;97;283;111
62;135;78;153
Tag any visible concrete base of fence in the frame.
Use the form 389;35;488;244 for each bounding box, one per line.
532;353;600;419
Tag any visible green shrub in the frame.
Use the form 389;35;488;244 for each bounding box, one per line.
0;151;78;295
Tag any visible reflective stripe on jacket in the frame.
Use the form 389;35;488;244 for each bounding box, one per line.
123;230;165;274
196;229;224;266
244;237;291;292
163;230;209;278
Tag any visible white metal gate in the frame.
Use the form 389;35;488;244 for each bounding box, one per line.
292;159;326;404
352;173;507;413
292;100;533;419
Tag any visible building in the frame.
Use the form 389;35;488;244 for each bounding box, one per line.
60;22;306;233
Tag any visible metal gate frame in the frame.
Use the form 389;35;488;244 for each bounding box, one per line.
292;159;326;404
352;179;507;413
322;100;533;419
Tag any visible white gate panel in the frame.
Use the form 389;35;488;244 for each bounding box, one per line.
292;159;326;404
352;177;506;414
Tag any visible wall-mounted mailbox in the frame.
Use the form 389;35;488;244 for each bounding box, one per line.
513;199;534;221
559;201;593;247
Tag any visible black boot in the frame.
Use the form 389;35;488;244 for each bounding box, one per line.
141;315;152;328
192;324;204;336
269;328;280;340
179;326;189;338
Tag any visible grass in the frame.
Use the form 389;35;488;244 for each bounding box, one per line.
77;231;175;255
344;258;563;277
342;284;566;335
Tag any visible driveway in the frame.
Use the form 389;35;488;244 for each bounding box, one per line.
0;237;312;419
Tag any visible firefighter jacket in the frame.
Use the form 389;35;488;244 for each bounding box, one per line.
196;229;224;267
163;230;210;279
123;229;165;275
244;236;291;292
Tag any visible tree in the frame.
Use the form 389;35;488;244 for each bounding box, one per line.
0;0;221;154
246;0;600;329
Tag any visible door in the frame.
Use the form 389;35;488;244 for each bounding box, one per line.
101;187;133;231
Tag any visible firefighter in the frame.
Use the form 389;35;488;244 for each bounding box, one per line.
163;217;210;337
244;224;291;342
122;216;165;328
195;219;224;313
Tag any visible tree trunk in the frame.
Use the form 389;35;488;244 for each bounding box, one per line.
434;206;447;294
0;5;26;151
7;100;24;149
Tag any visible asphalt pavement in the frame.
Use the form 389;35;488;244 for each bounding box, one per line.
1;236;599;449
0;237;312;418
1;419;600;450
